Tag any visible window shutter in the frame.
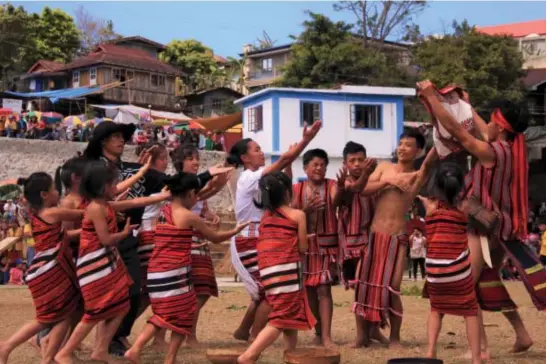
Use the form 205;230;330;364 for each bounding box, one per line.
350;104;355;128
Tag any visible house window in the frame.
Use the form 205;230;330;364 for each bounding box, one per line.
89;68;97;86
212;99;222;110
300;101;321;126
72;71;80;87
151;74;166;88
248;105;263;132
112;68;126;82
125;70;135;81
262;58;272;72
350;104;382;130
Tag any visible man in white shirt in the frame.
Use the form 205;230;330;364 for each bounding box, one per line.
3;200;17;222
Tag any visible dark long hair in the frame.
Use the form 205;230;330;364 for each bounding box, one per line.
254;172;292;211
170;144;199;173
435;162;464;206
164;172;201;198
80;160;119;200
54;157;87;196
18;172;54;210
226;138;252;168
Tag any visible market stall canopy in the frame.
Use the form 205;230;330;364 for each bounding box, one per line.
91;104;190;122
0;108;13;116
191;112;242;131
113;110;141;125
5;86;103;103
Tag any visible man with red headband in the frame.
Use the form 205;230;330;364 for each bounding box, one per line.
418;80;545;358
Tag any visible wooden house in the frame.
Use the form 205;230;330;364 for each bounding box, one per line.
182;87;243;118
22;60;67;92
62;44;185;111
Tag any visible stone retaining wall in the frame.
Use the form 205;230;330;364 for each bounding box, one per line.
0;138;235;216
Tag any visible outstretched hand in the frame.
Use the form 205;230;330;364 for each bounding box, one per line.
115;188;131;201
336;166;347;189
383;172;417;193
234;221;250;234
302;120;322;141
138;145;157;165
209;164;235;176
417;195;437;216
123;218;140;236
303;194;325;213
416;80;435;98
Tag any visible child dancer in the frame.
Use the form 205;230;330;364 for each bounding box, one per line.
173;144;224;346
0;172;84;364
238;172;315;364
55;161;170;364
125;172;248;364
228;120;321;341
418;163;480;364
291;149;343;347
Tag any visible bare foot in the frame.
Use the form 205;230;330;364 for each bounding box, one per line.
460;350;491;362
370;328;389;346
233;329;250;342
311;335;322;346
350;337;369;349
124;347;141;364
0;342;11;364
54;352;75;364
91;350;119;364
237;354;254;364
389;340;403;349
149;339;168;352
185;336;204;348
510;337;533;353
322;337;338;348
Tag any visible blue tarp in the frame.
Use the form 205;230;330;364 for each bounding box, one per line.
5;86;102;103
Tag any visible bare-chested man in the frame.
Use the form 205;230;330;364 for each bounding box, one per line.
353;129;436;347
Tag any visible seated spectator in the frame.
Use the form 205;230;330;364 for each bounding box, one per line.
8;259;25;285
0;255;9;285
136;130;148;146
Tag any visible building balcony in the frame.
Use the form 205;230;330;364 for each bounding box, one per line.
249;67;284;81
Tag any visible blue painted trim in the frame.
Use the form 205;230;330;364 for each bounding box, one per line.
349;103;384;131
297;177;308;182
271;155;280;163
299;100;323;127
396;99;404;141
243;90;403;106
272;95;280;152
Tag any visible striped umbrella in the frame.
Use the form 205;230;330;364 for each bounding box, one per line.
64;115;83;127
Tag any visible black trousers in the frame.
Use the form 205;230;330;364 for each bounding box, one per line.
113;235;141;341
412;257;426;279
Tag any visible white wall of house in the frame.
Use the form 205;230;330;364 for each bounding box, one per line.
277;98;398;159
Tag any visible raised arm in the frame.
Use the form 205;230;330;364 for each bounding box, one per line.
43;207;84;224
116;158;151;195
409;148;438;197
110;191;170;212
190;214;248;244
346;159;377;194
418;81;495;166
262;120;322;176
87;204;136;246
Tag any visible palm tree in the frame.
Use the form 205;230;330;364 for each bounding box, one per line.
227;55;247;93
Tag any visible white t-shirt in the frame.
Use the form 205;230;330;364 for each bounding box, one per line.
235;168;264;223
410;236;426;259
3;203;16;215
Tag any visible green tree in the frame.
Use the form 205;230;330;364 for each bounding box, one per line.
75;5;121;55
34;7;80;63
0;4;36;89
160;39;227;91
280;12;410;89
412;20;525;109
227;55;247;93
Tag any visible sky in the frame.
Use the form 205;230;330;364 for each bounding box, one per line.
9;1;547;58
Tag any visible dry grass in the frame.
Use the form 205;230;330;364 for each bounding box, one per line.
0;281;544;363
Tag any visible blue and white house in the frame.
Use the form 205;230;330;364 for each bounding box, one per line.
234;85;416;181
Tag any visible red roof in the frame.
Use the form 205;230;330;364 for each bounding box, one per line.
477;19;546;38
62;44;183;76
214;55;228;64
27;60;65;74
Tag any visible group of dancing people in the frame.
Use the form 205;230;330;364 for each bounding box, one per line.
0;79;545;364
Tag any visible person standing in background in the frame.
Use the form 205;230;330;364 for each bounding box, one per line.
409;228;427;281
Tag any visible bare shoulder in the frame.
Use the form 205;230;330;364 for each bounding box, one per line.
286;207;305;222
60;195;78;209
86;201;104;216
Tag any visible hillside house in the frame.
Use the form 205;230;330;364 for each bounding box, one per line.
234;85;415;180
182;87;243;118
23;60;68;92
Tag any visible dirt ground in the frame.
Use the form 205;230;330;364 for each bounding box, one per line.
0;281;544;364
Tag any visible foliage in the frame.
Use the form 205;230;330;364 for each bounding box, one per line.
0;4;80;90
227;55;247;94
33;7;80;63
74;5;121;55
280;12;411;89
333;0;427;46
412;20;525;110
160;39;228;91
